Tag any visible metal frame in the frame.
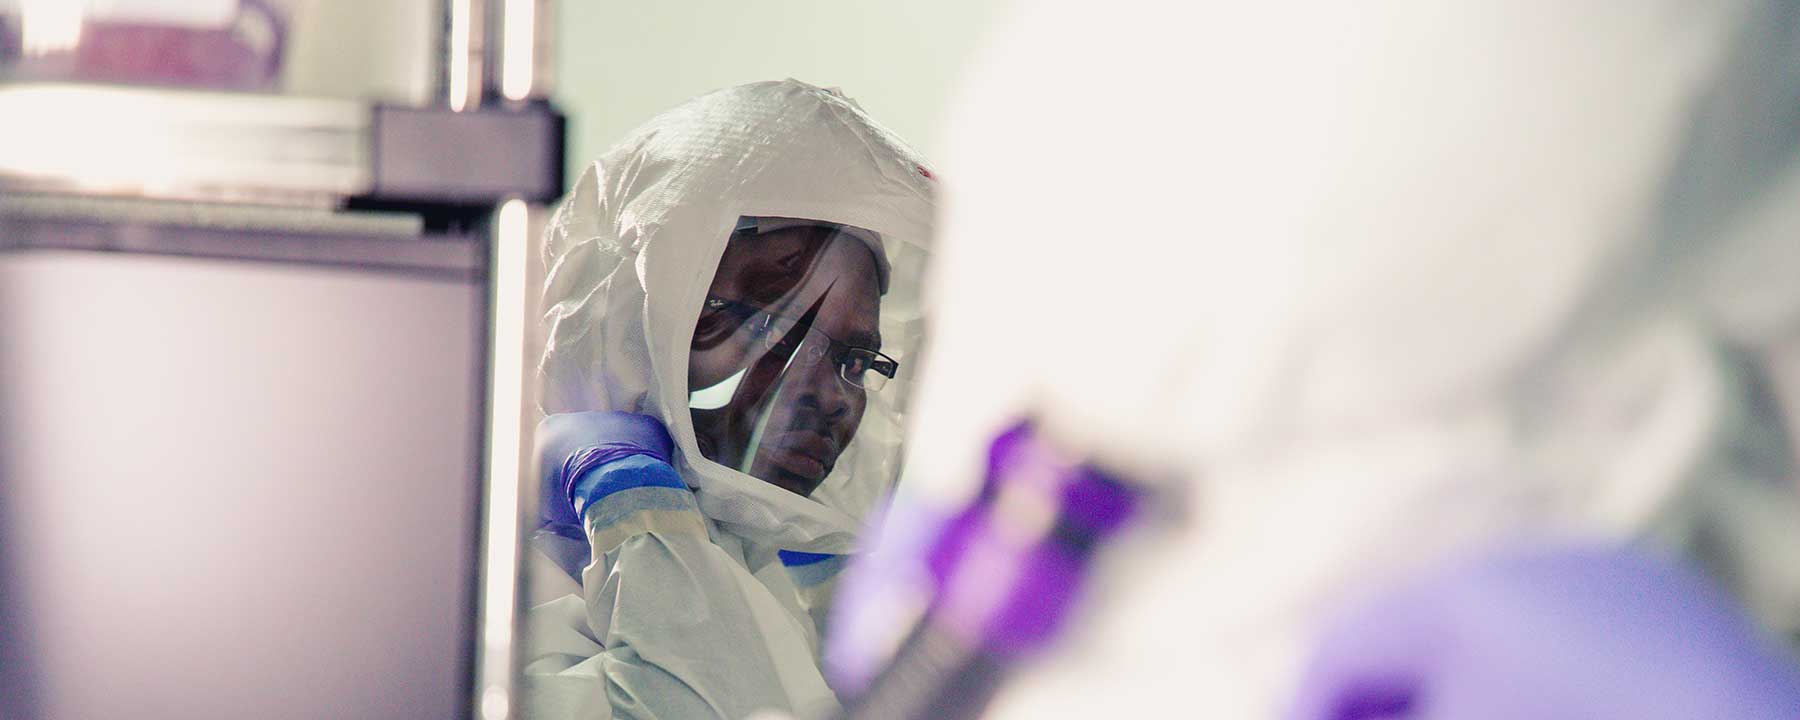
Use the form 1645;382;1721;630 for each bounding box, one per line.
0;193;481;279
0;84;564;211
1;2;558;716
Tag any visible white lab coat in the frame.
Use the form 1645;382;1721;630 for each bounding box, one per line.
524;79;935;719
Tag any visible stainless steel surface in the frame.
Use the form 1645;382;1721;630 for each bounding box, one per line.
0;83;369;206
0;83;565;207
0;248;486;720
0;194;482;278
0;5;566;719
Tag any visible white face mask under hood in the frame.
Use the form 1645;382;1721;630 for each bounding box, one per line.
538;79;935;554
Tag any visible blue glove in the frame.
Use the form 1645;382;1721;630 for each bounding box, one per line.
536;411;680;528
1284;544;1800;720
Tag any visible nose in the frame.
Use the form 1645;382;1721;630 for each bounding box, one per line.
790;348;853;421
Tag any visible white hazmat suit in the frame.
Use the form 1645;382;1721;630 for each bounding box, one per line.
900;1;1800;718
525;80;934;719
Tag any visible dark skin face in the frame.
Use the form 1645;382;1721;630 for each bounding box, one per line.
689;225;883;497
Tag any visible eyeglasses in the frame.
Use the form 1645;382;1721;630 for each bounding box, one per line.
703;295;899;391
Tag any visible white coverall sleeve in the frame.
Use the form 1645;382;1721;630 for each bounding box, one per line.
779;554;852;651
525;483;839;720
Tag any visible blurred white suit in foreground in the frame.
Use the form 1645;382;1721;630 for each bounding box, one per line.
904;1;1800;716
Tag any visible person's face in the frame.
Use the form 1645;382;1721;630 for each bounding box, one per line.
689;225;883;497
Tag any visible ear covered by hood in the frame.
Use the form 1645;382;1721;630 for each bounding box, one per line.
538;79;935;554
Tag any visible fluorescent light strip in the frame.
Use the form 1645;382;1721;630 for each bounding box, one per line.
501;0;535;101
478;198;530;720
449;0;473;111
20;0;83;57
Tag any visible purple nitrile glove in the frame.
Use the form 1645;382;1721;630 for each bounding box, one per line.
535;411;676;529
1285;544;1800;720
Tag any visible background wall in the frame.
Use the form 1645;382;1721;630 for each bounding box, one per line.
554;0;1006;182
288;0;442;103
279;0;1007;185
283;0;437;105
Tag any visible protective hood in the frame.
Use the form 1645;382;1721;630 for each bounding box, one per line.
908;2;1800;718
539;79;934;554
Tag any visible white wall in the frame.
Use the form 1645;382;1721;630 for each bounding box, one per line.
279;0;1004;179
553;0;1005;181
282;0;438;105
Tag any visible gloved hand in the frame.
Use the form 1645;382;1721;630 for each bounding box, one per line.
536;411;680;526
1285;544;1800;720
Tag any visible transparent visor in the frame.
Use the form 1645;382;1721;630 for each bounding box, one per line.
688;216;899;498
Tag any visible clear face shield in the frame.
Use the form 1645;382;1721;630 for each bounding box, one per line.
688;216;902;498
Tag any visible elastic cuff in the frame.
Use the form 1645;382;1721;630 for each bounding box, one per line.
577;458;705;553
783;553;850;588
570;454;688;516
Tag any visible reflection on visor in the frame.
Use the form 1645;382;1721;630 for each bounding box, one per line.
701;295;898;391
688;216;895;498
689;367;747;410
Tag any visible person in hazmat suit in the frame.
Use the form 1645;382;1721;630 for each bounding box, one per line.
522;79;934;719
834;0;1800;717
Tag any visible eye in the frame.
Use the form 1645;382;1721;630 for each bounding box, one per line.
844;349;886;378
838;352;867;375
870;355;898;378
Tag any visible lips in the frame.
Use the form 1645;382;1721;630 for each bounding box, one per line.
766;431;838;483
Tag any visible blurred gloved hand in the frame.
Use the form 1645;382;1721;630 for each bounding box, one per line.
536;411;679;525
1285;544;1800;720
